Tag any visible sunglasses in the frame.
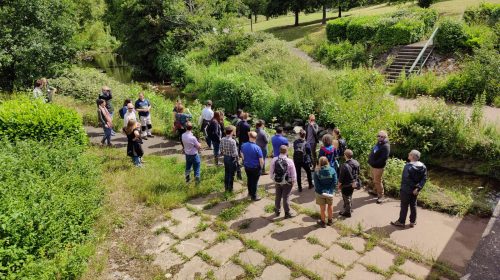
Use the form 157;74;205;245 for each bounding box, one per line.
377;135;385;138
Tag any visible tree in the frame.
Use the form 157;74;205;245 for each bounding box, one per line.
265;0;318;26
318;0;335;24
0;0;78;91
243;0;265;23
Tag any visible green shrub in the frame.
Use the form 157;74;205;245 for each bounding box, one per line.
0;140;102;278
464;24;498;50
376;18;426;46
417;0;433;8
314;41;368;68
346;15;383;43
326;17;351;42
0;98;87;145
464;3;500;27
435;19;469;53
494;95;500;108
390;72;444;98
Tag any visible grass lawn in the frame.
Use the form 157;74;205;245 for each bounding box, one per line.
243;0;500;43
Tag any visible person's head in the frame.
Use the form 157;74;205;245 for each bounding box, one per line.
309;114;316;123
177;104;184;113
408;150;421;162
127;103;134;111
256;120;265;129
299;129;306;139
186;121;193;131
237;109;243;118
322;134;333;147
206;100;212;107
276;127;283;134
138;92;145;100
125;119;137;133
123;98;132;107
97;99;106;107
225;126;234;136
333;128;341;139
377;130;388;142
248;131;257;142
213;111;221;122
319;156;329;167
102;86;110;94
344;149;353;160
41;78;48;86
279;145;288;155
242;112;248;120
34;79;43;88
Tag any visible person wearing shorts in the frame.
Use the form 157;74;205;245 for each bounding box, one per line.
314;156;337;228
135;92;154;139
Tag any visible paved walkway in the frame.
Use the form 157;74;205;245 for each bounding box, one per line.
87;127;489;280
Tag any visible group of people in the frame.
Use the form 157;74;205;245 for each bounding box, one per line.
32;78;57;103
177;102;428;228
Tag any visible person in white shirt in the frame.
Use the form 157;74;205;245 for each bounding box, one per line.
123;103;137;127
33;80;44;101
200;100;214;149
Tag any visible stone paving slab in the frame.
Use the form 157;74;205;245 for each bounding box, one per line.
338;236;366;253
389;273;414;280
175;238;207;258
173;256;214;280
171;207;193;221
238;249;266;267
145;233;175;255
259;263;291;280
306;257;342;280
169;215;201;239
358;246;396;271
343;264;385;280
153;249;184;272
400;260;432;279
280;239;326;266
232;217;278;241
205;239;244;264
197;228;218;244
323;244;361;267
304;226;341;247
214;261;245;280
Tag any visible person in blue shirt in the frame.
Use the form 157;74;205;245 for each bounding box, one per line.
241;131;264;201
135;92;154;140
271;127;289;157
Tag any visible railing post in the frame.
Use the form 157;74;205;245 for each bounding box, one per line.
408;27;439;75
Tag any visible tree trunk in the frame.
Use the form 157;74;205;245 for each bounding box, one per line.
255;14;258;23
322;4;327;24
294;10;299;26
338;1;342;18
250;14;253;32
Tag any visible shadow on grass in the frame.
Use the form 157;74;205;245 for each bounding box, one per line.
264;17;338;42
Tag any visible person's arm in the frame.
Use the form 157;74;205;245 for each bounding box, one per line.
269;158;276;177
288;159;297;185
97;109;106;127
133;130;141;140
258;147;264;169
373;145;389;167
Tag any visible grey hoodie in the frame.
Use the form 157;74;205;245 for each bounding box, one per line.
400;161;427;194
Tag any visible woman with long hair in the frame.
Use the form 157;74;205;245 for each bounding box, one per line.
207;111;223;165
123;119;144;167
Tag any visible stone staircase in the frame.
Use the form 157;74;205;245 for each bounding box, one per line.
385;45;433;83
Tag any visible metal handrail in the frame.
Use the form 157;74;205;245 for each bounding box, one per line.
416;46;434;75
408;27;439;75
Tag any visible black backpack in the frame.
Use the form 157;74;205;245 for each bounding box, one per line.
294;141;306;162
273;158;290;184
338;138;347;157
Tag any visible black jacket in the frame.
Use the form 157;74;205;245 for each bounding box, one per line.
368;139;390;168
401;161;427;194
207;119;222;143
339;159;360;186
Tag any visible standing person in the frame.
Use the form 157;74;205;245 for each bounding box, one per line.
333;128;347;165
207;111;223;165
123;103;137;128
135;92;154;140
391;150;427;228
172;98;182;133
318;134;337;169
182;122;202;184
200;100;214;149
255;120;270;175
241;131;264;201
269;145;297;218
220;126;239;192
33;80;44;101
314;156;337;228
305;114;320;166
338;149;360;218
119;98;132;120
237;112;251;152
97;99;113;146
233;109;244;180
368;130;390;204
293;129;313;192
40;78;56;103
99;86;114;118
123;119;144;167
271;127;289;158
175;105;192;148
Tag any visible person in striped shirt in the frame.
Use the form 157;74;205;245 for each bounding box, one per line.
220;126;239;192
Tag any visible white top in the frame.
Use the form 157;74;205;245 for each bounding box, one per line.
33;87;44;100
201;106;214;121
124;110;137;127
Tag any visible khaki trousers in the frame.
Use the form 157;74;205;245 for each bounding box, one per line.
371;167;385;198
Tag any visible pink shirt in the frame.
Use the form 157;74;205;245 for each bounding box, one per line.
182;131;201;155
269;154;297;183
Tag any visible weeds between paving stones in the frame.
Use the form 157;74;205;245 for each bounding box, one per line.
365;263;389;277
196;222;209;232
264;204;275;213
313;253;322;260
231;256;262;278
217;200;251;221
337;241;354;250
196;251;221;267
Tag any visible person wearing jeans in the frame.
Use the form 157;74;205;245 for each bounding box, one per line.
391;150;427;228
97;99;113;146
241;131;264;201
220;126;239;192
269;145;297;218
368;130;390;204
182;122;202;184
255;120;270;175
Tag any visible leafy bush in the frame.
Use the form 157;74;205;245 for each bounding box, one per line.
464;24;498;50
435;19;469;53
314;41;368;68
417;0;433;8
346;15;384;43
0;98;87;145
464;3;500;27
0;140;102;278
326;17;351;42
376;18;426;46
391;71;444;98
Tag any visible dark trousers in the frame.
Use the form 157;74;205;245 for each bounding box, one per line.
244;166;261;199
275;183;292;214
178;128;186;149
102;126;112;145
309;142;317;166
341;186;354;213
294;161;312;189
398;190;418;224
202;120;211;148
223;156;237;192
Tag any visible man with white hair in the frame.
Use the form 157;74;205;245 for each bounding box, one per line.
391;150;427;228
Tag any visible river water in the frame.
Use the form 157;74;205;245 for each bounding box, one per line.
81;52;134;83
